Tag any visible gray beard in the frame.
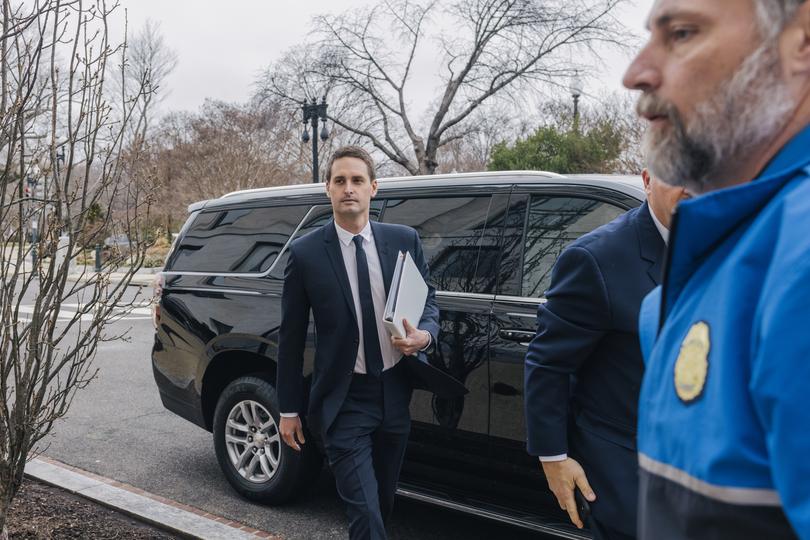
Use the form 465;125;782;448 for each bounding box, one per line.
641;41;796;192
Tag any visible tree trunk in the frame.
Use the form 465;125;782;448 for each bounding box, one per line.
0;485;10;540
0;462;23;540
419;134;442;175
165;213;172;241
420;154;439;176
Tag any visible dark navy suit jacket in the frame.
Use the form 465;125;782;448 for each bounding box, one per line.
277;219;440;441
524;202;664;535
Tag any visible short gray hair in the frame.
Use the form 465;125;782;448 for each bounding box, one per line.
754;0;806;40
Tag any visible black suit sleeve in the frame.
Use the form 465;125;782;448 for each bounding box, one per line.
413;229;440;345
524;245;610;456
277;245;311;415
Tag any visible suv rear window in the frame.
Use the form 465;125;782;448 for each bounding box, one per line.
169;204;310;273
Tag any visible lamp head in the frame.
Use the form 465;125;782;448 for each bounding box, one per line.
570;72;583;98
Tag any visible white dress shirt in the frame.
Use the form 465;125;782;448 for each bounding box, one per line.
538;205;670;462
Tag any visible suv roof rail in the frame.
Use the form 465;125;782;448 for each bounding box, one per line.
217;170;565;200
187;200;209;213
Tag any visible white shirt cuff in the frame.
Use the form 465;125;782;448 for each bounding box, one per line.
419;331;433;352
538;453;568;462
280;412;299;418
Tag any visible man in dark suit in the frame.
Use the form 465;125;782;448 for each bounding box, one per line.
276;146;439;540
524;170;687;540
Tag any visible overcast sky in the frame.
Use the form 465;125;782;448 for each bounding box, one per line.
110;0;656;118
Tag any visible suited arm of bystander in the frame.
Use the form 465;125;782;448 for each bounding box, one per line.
524;245;610;529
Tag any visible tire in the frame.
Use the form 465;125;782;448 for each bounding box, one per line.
213;376;321;504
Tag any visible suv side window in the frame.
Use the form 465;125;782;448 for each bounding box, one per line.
521;196;624;297
381;196;492;293
484;193;526;297
268;205;333;279
169;204;310;273
268;200;384;279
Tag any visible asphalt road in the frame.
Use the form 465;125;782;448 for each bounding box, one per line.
25;284;557;539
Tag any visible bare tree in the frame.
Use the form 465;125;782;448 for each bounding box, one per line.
602;94;645;174
136;99;315;234
435;104;527;173
0;2;156;537
115;18;178;146
259;0;628;176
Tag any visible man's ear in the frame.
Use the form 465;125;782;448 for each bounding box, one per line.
371;178;378;197
641;168;652;193
781;2;810;78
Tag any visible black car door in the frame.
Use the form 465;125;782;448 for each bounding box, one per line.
487;187;632;516
379;187;507;493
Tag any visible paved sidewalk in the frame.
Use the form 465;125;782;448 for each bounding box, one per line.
68;266;161;287
3;244;160;287
66;268;159;287
25;456;281;539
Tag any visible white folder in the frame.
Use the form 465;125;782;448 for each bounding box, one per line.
383;251;428;339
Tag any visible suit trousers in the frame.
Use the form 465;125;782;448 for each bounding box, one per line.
570;423;638;539
324;365;411;540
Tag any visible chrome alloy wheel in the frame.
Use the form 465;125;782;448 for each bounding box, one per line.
224;400;281;483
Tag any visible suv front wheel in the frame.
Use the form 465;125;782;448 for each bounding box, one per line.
213;376;321;504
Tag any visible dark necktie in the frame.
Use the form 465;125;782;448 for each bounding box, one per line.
352;235;384;377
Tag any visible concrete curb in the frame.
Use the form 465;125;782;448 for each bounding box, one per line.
25;457;281;539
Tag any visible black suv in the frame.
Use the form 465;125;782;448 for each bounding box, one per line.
151;171;643;539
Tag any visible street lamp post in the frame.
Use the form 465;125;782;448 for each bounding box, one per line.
570;72;583;133
53;145;71;273
54;145;64;222
301;97;330;183
26;175;38;268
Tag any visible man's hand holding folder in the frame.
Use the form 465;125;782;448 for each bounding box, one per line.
390;318;431;357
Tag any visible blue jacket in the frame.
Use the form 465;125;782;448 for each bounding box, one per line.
637;125;810;539
525;202;665;535
277;220;440;441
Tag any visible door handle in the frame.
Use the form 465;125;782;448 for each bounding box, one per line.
498;329;535;345
492;382;521;396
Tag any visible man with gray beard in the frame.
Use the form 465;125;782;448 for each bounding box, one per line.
623;0;810;538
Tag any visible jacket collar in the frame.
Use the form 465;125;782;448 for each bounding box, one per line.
663;124;810;319
323;221;358;323
636;202;666;286
648;202;670;245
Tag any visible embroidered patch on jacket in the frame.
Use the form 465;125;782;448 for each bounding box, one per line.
673;321;710;403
